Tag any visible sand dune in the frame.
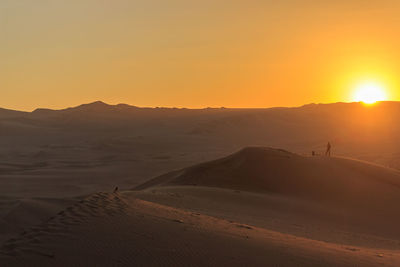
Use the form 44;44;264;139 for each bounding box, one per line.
1;192;399;267
132;186;400;249
136;147;400;206
133;147;400;248
1;101;400;266
1;147;400;266
0;197;75;245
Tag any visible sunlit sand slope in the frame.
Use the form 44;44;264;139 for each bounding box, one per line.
1;192;399;267
136;147;400;208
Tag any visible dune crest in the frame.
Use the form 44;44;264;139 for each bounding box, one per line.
136;147;400;206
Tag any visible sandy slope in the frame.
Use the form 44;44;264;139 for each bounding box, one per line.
1;192;399;267
1;147;400;266
136;147;400;212
134;147;400;246
0;197;75;245
131;186;400;249
137;147;400;191
3;101;400;254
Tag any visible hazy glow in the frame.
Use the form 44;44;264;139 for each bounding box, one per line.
352;82;388;104
1;1;400;110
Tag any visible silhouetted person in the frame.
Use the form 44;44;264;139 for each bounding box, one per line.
113;186;119;193
325;142;331;156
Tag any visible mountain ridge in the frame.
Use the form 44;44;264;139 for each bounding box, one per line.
3;100;400;115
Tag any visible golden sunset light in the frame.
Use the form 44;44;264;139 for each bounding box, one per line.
2;1;400;110
3;1;400;266
352;82;388;104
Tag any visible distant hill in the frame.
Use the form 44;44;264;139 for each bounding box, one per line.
0;108;27;119
1;101;400;169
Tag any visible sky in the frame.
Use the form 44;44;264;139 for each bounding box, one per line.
1;0;400;111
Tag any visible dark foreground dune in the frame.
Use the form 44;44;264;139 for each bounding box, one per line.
1;192;399;267
1;147;400;266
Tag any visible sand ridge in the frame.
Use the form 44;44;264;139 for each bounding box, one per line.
136;147;400;208
1;191;399;266
0;192;129;259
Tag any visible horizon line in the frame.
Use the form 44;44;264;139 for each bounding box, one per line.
1;100;398;113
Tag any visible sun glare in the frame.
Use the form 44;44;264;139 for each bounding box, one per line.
352;82;388;104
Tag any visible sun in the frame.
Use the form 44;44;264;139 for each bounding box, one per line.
352;82;388;104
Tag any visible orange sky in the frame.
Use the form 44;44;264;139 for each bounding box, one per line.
2;1;400;111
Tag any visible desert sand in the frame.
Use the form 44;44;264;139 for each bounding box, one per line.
1;102;400;266
1;146;400;266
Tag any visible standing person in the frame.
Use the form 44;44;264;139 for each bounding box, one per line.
325;142;331;156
